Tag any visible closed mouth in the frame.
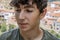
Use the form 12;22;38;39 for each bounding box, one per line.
19;23;28;25
19;23;28;29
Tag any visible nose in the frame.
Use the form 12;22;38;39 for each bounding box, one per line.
19;11;25;21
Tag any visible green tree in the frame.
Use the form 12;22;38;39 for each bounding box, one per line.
9;24;16;30
1;22;6;32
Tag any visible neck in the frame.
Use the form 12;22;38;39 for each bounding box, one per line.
20;26;43;40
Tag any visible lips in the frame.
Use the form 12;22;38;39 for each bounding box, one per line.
20;23;28;25
19;23;28;29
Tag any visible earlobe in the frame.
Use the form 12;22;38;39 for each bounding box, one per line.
39;8;47;19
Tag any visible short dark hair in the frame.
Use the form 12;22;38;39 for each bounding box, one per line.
10;0;47;13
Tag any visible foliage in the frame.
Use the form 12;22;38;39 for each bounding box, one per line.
0;22;16;35
0;16;16;35
50;30;60;39
9;24;16;30
50;30;56;34
55;34;60;39
1;22;6;32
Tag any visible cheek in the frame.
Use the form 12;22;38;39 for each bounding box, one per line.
31;17;38;24
28;14;39;25
27;11;39;23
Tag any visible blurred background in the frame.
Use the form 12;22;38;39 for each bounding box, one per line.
0;0;60;39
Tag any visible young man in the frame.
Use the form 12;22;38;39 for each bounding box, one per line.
0;0;60;40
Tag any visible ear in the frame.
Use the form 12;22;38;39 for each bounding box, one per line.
39;8;47;20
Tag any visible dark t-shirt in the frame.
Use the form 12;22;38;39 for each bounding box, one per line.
0;28;60;40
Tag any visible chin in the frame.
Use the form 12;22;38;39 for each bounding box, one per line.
21;28;30;32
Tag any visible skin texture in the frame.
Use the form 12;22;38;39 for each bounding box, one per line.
14;3;47;40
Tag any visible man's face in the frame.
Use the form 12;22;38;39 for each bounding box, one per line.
14;4;46;31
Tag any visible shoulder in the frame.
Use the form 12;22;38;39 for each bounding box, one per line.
0;28;19;40
43;30;60;40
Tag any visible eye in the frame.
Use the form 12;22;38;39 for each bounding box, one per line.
15;9;21;13
26;9;33;13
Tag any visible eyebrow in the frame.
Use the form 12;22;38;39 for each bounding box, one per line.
14;5;34;10
24;5;34;8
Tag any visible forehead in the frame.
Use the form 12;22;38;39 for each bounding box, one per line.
15;4;37;9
